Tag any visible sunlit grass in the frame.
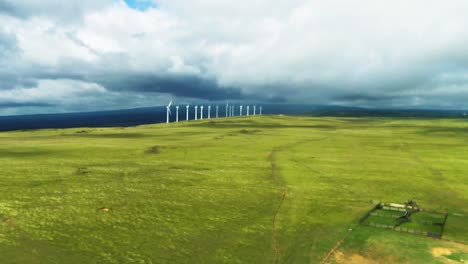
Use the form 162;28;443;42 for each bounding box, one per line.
0;115;467;263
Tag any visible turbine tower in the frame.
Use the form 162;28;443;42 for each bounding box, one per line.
166;100;172;123
216;105;219;118
200;105;204;120
176;105;179;122
225;103;229;117
232;105;235;116
253;105;256;116
208;105;211;119
246;105;250;116
186;105;189;121
195;105;198;120
240;105;243;116
260;106;262;115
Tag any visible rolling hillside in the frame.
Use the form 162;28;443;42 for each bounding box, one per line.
0;116;467;263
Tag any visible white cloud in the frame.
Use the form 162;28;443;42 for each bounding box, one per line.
1;0;468;114
0;79;107;104
0;0;113;21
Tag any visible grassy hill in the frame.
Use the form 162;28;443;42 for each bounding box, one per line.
0;115;467;263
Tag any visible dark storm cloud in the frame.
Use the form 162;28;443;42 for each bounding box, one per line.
98;74;244;101
334;94;394;102
0;53;246;103
2;0;468;115
0;76;38;90
0;102;53;108
266;96;287;103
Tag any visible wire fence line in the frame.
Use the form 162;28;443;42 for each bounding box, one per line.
361;222;442;238
368;212;444;225
359;202;448;239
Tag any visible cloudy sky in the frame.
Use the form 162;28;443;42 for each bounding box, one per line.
1;0;468;115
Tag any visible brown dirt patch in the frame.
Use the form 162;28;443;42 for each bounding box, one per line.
100;207;110;213
432;247;454;257
348;254;376;264
333;252;376;264
2;218;17;228
332;251;403;264
444;240;468;252
333;251;345;263
320;228;356;264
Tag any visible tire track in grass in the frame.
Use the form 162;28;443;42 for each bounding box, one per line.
396;137;459;207
268;139;318;183
270;135;360;263
268;146;284;263
267;139;315;263
272;186;288;264
268;144;291;263
267;149;280;183
398;138;445;180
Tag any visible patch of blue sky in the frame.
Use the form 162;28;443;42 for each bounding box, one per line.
123;0;156;11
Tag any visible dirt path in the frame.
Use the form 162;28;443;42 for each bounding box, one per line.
267;138;319;182
272;187;288;264
267;139;317;263
268;146;285;263
267;149;280;183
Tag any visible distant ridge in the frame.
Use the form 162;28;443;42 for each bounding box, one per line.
0;105;466;132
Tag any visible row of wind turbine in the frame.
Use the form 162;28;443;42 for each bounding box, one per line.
166;102;263;123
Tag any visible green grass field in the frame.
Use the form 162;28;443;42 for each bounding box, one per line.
0;115;467;263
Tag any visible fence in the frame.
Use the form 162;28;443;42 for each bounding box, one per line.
359;202;448;239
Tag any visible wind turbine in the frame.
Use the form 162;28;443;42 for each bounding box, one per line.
195;105;198;120
176;105;179;122
216;105;219;118
200;105;204;120
208;105;211;119
166;100;172;123
186;105;189;121
225;103;229;117
240;105;243;116
253;105;256;116
246;105;250;116
260;106;262;115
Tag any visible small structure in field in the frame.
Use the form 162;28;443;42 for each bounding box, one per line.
360;200;448;239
